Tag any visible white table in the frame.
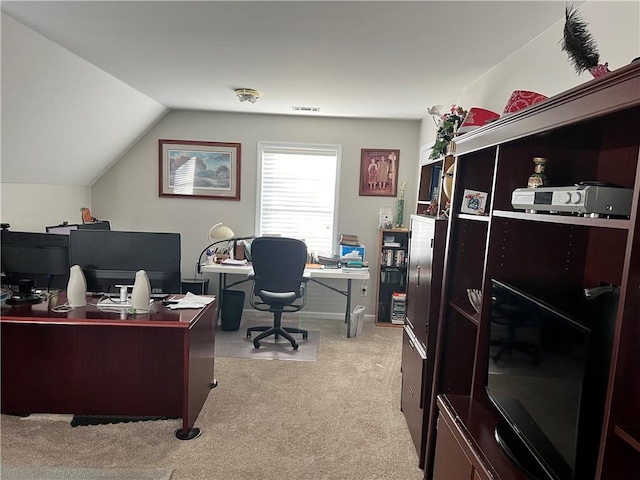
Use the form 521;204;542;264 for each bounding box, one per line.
200;263;369;338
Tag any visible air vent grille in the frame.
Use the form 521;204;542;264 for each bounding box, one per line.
292;106;320;112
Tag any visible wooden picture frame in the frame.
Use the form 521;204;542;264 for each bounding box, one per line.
359;148;400;197
159;139;241;200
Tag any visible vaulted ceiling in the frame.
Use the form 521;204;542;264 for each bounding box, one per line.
1;1;569;186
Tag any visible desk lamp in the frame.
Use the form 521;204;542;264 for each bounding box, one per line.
195;223;256;274
195;223;235;274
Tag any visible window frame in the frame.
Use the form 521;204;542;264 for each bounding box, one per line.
255;141;342;256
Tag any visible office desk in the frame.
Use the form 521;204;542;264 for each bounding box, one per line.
0;293;216;440
200;263;369;338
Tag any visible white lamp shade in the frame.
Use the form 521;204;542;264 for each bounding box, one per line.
208;223;235;243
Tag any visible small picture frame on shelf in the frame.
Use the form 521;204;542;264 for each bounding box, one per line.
460;189;488;215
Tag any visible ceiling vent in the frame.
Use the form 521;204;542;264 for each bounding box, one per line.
292;106;320;113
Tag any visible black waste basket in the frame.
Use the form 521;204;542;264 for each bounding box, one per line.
221;289;245;331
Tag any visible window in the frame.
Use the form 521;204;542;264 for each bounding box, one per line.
257;142;341;257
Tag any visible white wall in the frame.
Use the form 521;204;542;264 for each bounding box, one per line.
90;110;421;316
0;184;91;232
0;13;167;188
458;1;639;116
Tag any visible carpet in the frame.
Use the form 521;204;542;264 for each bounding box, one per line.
0;466;173;480
214;319;319;361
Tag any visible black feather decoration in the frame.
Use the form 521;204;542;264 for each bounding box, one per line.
561;4;600;74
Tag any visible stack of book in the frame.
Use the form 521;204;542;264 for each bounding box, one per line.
339;234;360;246
391;292;406;324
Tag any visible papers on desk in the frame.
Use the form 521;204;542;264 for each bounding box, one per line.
221;258;249;266
96;298;152;309
167;292;215;310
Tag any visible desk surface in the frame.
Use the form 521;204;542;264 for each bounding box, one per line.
0;293;211;328
200;263;370;280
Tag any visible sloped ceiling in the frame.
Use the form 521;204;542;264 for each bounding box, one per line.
1;1;568;187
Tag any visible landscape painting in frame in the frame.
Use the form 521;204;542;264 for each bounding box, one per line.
159;139;241;200
359;148;400;197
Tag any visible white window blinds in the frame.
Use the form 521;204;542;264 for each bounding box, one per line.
257;142;341;257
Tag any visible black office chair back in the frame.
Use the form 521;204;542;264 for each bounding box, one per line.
250;236;307;297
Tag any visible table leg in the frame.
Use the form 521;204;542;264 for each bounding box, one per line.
346;279;352;338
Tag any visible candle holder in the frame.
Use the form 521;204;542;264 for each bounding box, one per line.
528;157;549;188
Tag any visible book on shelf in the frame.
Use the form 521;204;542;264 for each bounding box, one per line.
339;233;360;245
383;242;402;247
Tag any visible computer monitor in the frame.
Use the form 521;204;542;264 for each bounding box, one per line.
1;230;70;290
69;229;181;294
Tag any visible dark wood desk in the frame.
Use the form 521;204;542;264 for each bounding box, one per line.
0;293;216;440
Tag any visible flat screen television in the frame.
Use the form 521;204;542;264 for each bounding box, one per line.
485;279;609;480
1;230;70;290
69;229;181;294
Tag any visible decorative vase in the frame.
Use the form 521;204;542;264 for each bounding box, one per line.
396;182;407;228
131;269;151;313
66;264;87;307
527;157;549;188
442;163;455;200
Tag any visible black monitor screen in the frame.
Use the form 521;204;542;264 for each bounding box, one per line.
486;280;591;480
1;230;70;290
69;230;181;294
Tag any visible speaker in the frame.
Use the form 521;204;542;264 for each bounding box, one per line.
131;270;151;313
67;265;87;307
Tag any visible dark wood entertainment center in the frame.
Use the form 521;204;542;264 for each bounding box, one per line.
402;62;640;479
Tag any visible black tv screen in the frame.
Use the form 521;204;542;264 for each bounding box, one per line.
1;230;70;290
69;230;181;294
486;280;593;480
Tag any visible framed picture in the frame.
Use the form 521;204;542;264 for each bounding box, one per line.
159;139;241;200
359;148;400;197
460;189;488;215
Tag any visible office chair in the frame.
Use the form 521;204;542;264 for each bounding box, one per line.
246;236;309;350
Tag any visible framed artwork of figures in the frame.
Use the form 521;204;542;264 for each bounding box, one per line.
359;148;400;197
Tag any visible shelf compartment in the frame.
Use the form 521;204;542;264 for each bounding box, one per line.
446;217;488;309
486;216;628;307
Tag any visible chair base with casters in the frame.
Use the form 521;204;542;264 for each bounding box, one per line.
246;290;308;350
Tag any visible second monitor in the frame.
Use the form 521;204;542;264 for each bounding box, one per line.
69;229;181;294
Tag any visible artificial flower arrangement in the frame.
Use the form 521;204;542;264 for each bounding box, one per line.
428;104;468;160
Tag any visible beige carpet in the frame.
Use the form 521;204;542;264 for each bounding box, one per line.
0;318;423;480
0;466;173;480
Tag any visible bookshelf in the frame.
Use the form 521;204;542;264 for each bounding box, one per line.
374;228;408;326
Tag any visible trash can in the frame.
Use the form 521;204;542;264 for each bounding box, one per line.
221;289;245;331
349;305;366;338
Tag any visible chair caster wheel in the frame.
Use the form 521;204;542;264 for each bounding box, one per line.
302;333;308;340
292;343;299;350
246;332;251;338
253;339;261;349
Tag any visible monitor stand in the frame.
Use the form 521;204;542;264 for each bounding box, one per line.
5;279;45;305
